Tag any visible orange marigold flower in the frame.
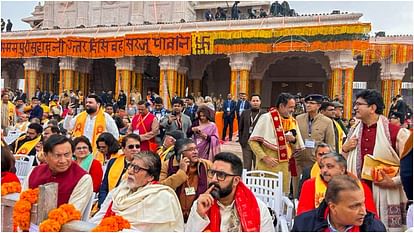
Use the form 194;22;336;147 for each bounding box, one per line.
39;219;61;232
1;182;22;196
91;215;131;232
20;188;39;204
59;204;81;221
48;208;70;225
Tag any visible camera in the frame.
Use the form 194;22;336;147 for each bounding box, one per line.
171;111;177;116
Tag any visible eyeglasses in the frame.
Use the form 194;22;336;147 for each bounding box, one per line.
128;163;148;173
183;147;197;152
97;145;108;150
75;146;89;151
207;169;238;181
306;101;319;105
353;102;369;107
127;144;140;149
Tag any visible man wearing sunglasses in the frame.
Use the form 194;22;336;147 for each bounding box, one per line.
98;133;140;208
91;151;184;231
186;152;274;232
159;138;212;223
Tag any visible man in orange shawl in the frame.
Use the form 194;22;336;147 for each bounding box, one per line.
63;94;119;153
185;152;274;232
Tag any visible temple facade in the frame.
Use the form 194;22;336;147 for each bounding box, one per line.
1;1;412;117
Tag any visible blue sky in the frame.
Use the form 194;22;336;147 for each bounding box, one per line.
1;1;413;35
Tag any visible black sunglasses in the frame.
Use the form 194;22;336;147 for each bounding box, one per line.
127;144;140;149
128;163;148;173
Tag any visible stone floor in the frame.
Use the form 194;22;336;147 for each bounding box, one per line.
220;140;242;159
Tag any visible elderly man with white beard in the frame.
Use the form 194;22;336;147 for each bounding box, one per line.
90;151;184;231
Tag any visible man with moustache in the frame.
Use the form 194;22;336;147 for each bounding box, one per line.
22;135;93;217
129;100;159;152
297;152;377;216
249;93;305;194
295;94;335;198
90;151;184;231
160;99;191;137
98;134;140;207
238;94;266;170
159;138;212;222
292;175;385;232
64;94;119;152
185;152;274;232
319;102;346;153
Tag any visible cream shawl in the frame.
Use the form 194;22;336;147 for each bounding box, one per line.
249;112;304;156
110;181;184;231
346;115;410;231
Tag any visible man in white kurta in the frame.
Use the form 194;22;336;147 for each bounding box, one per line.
63;95;119;143
90;151;184;231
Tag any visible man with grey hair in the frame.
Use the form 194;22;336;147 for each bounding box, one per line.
297;142;332;196
292;175;385;232
159;138;212;222
90;151;184;231
297;152;377;216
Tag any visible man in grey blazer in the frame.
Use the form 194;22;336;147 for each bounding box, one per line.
160;98;192;138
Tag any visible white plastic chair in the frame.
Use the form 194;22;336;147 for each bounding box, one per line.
14;155;35;184
242;169;294;232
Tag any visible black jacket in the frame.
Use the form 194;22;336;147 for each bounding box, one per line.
291;201;386;232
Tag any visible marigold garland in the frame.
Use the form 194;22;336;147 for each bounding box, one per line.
91;216;131;232
1;182;22;196
12;188;39;231
39;204;81;232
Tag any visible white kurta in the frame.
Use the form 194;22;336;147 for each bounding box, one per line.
90;181;184;232
22;169;93;217
185;197;275;232
63;111;119;141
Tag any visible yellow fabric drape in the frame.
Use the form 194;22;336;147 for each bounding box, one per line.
116;70;132;98
382;79;393;116
328;68;342;99
24;70;38;99
343;68;355;120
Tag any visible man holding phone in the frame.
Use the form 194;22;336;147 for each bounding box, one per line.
64;94;119;153
160;99;191;137
185;152;274;231
159;138;212;222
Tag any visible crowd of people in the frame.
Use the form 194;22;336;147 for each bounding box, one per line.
1;86;413;232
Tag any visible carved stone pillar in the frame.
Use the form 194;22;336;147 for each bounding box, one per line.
228;53;257;98
380;60;409;116
77;59;92;97
159;56;181;108
133;57;145;97
115;57;135;100
177;67;188;98
23;58;42;99
326;51;357;119
59;57;78;95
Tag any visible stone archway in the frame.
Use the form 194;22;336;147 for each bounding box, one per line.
260;54;328;107
202;57;231;97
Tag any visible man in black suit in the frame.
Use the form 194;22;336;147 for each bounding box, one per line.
222;93;236;141
238;94;266;170
183;95;198;122
235;92;250;122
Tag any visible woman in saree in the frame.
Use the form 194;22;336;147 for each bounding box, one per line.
73;136;103;192
187;105;220;161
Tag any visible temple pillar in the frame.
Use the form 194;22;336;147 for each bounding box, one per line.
59;57;78;95
23;58;42;99
380;60;408;116
251;79;262;95
228;53;257;98
326;51;357;119
178;67;188;98
159;56;181;109
115;57;135;100
134;57;146;97
77;59;92;97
